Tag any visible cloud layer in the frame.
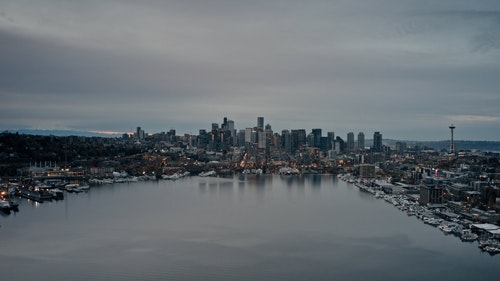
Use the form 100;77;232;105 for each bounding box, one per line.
1;0;500;140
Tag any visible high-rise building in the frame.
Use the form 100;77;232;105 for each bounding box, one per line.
373;132;382;152
320;137;329;151
357;132;365;150
227;119;236;145
327;132;335;151
395;142;406;154
245;128;253;143
197;129;209;149
307;133;314;147
291;129;306;152
167;129;176;143
136;127;145;140
211;123;219;133
281;130;292;154
258;131;267;149
311;129;322;148
237;130;245;147
265;125;274;148
222;117;228;130
273;132;281;149
335;136;345;152
347;132;355;151
257;117;264;131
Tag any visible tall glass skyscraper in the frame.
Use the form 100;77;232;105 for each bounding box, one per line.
257;117;264;131
357;132;365;150
347;132;355;151
373;132;382;152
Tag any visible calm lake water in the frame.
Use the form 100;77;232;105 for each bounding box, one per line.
1;175;498;280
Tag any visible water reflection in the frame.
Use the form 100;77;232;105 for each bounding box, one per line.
198;182;207;194
281;174;306;188
238;181;245;189
238;173;245;182
2;174;499;281
220;181;233;189
307;174;322;187
208;183;218;194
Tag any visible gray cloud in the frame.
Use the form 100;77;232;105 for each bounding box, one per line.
1;0;499;140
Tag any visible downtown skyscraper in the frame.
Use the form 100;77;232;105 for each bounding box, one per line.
373;132;383;152
357;132;365;150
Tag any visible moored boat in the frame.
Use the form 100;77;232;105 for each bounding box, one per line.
6;198;19;210
199;171;216;177
50;188;65;200
65;183;79;192
76;185;90;191
19;187;52;202
0;199;11;212
460;229;478;242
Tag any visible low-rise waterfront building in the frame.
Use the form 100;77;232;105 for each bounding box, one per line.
359;164;375;178
419;184;444;205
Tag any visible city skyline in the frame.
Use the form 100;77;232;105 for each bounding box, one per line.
1;1;500;141
1;117;481;146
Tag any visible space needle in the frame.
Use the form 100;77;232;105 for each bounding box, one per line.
449;124;456;154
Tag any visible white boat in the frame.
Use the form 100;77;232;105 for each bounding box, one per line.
101;179;114;184
484;246;500;255
65;183;89;192
65;183;80;192
76;185;90;191
162;171;190;180
199;171;216;177
438;223;454;234
163;173;181;180
278;167;299;175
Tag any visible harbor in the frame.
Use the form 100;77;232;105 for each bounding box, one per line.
341;174;500;255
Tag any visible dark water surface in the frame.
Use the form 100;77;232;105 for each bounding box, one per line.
1;175;498;280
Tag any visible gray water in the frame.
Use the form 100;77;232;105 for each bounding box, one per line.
1;175;498;280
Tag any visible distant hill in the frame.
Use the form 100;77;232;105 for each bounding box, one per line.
2;129;121;138
382;139;500;152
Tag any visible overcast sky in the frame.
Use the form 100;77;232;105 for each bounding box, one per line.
1;0;499;140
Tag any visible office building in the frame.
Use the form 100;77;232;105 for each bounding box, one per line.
245;128;253;143
257;117;264;131
311;128;322;148
258;131;267;149
291;129;307;152
357;132;365;150
347;132;355;151
373;132;382;152
281;130;292;154
327;132;335;151
136;127;145;140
